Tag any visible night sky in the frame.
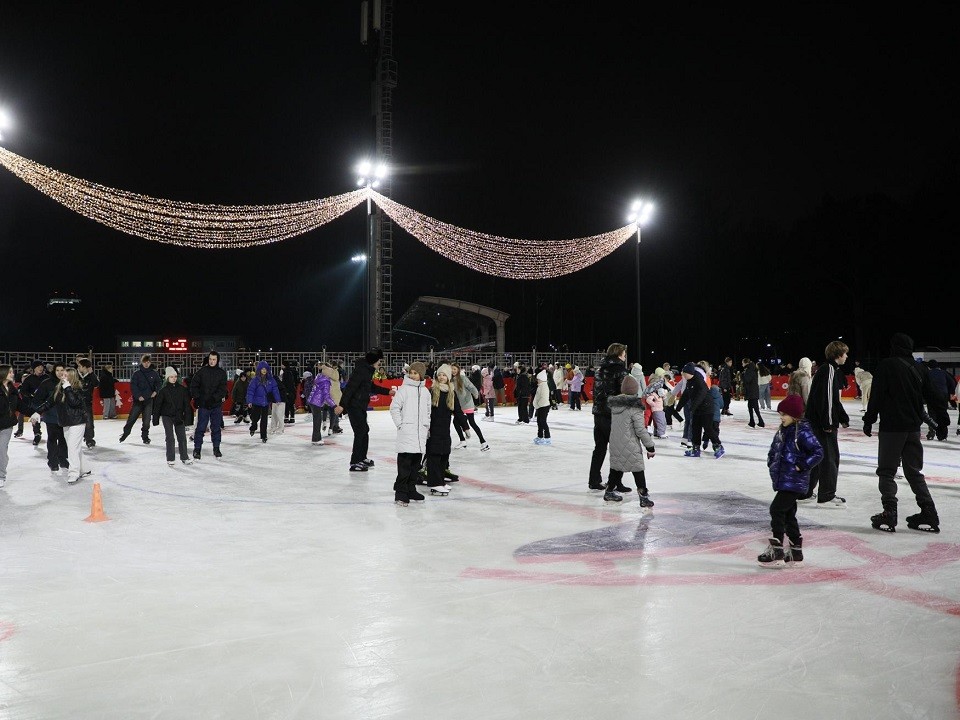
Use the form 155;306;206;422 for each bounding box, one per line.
0;5;957;366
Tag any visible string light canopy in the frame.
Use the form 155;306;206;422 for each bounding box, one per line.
0;146;638;278
369;191;636;279
0;147;366;249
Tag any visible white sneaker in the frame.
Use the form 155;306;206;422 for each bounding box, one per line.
816;496;847;508
455;440;468;450
183;458;194;465
480;442;490;451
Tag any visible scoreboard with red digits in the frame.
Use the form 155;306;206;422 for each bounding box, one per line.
116;336;243;352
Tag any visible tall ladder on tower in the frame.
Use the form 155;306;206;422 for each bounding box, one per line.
361;0;397;350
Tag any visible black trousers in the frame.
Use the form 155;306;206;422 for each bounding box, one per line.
804;426;840;501
747;399;764;426
588;413;612;484
876;430;935;512
426;452;449;487
284;393;297;420
569;391;581;410
928;401;950;440
769;490;802;544
692;414;720;450
456;412;486;443
45;422;68;470
123;400;153;438
606;469;647;493
536;406;551;438
83;403;95;443
395;452;423;498
516;397;529;423
664;404;683;427
249;405;269;439
721;388;733;413
347;407;369;465
161;416;189;462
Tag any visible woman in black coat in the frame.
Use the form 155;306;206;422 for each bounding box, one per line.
425;364;462;493
152;366;194;465
740;358;764;428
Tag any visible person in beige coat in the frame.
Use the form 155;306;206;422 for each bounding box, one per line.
854;366;873;413
788;357;813;404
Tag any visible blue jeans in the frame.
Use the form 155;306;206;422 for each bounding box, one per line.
193;407;223;449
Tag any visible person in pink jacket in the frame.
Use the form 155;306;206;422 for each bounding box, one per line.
481;364;496;420
644;387;668;439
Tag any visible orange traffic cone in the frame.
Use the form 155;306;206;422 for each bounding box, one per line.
83;482;110;523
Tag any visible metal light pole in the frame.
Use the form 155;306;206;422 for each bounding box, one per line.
627;200;654;362
355;160;388;349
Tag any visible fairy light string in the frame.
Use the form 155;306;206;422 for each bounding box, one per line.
0;146;637;277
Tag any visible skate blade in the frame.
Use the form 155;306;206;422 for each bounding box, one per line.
907;525;940;533
872;525;896;533
429;490;449;496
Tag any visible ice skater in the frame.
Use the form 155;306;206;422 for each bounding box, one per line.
758;394;823;567
31;367;90;483
424;363;460;494
532;369;552;445
190;350;227;460
0;364;19;488
603;373;656;504
306;364;335;445
451;363;488;450
246;360;283;443
152;366;195;466
389;361;430;506
334;348;396;472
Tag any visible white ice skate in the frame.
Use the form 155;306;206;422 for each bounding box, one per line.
429;485;451;496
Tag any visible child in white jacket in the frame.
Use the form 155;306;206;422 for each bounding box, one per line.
389;361;432;506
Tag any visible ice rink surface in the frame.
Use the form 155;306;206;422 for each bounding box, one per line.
1;399;959;720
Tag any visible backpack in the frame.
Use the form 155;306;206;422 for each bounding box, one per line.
493;369;505;390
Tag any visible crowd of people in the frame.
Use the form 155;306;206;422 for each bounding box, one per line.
0;332;953;567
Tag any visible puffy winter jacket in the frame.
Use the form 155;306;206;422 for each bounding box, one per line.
246;361;283;407
514;372;531;399
130;366;161;402
767;420;824;493
320;364;342;405
190;363;228;410
453;375;480;412
340;360;391;412
592;358;628;417
1;382;19;430
480;368;494;400
569;371;584;393
34;384;86;427
152;382;193;426
608;394;656;472
390;376;431;454
533;371;552;410
709;386;723;422
308;374;335;408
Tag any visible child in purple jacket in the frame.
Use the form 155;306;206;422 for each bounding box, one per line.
758;394;824;568
307;370;335;445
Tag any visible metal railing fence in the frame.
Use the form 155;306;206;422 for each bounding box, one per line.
0;350;606;380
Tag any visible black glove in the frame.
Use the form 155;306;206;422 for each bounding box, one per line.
862;423;872;437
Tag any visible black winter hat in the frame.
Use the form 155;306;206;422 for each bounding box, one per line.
31;360;44;369
681;362;697;375
365;347;384;365
890;333;914;356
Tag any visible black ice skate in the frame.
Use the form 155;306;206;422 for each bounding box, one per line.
213;447;223;459
443;468;459;482
408;489;425;503
757;538;785;568
603;491;622;502
784;541;803;564
193;449;201;461
638;491;654;508
360;458;375;468
870;509;897;533
905;510;940;533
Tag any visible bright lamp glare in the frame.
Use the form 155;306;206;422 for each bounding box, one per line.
356;177;365;186
627;213;637;223
371;180;380;189
631;199;642;211
351;253;367;263
357;160;371;177
375;163;388;179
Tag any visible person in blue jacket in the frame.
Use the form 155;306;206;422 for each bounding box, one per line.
758;394;824;568
120;354;161;444
246;360;283;443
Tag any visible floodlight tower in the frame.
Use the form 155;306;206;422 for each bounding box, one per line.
360;0;398;350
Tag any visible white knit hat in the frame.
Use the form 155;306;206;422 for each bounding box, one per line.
436;364;453;381
164;366;177;380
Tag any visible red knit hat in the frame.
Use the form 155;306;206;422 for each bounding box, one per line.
776;394;805;419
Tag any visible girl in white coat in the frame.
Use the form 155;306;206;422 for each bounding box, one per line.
533;370;553;445
389;361;431;506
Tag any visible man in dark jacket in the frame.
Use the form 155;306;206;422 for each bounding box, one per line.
18;360;46;445
190;350;228;459
588;343;629;491
280;360;299;424
862;333;940;533
718;357;735;416
121;354;161;444
98;363;118;419
923;359;954;440
77;358;98;448
334;348;396;472
513;365;531;424
676;363;714;457
800;340;850;506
